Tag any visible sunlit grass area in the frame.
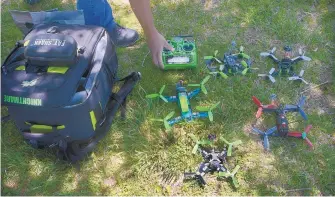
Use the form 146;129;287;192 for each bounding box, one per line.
1;0;334;195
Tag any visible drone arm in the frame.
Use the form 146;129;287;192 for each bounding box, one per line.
165;96;178;102
198;162;210;173
291;56;303;64
168;116;183;126
284;104;299;112
268;54;280;63
192;112;209;119
184;172;197;178
262;106;277;113
287;132;302;137
187;88;201;100
200;149;208;159
291;55;311;63
219;164;228;173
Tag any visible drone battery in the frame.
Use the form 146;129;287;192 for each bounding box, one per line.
162;36;197;70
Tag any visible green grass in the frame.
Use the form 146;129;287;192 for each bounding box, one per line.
1;0;335;195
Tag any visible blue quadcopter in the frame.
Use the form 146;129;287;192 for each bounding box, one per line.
146;76;220;131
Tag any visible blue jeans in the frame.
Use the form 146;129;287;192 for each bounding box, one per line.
77;0;116;33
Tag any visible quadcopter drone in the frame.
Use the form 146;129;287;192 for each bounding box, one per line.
146;77;220;131
251;94;313;150
184;134;241;188
204;41;252;79
259;46;311;84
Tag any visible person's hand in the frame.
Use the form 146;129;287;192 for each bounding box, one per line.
146;29;174;69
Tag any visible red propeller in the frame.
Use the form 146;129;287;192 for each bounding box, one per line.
252;96;278;118
252;96;263;118
287;125;313;148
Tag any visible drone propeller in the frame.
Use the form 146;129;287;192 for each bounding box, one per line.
218;165;240;188
288;70;309;84
298;48;312;61
260;47;280;63
210;65;228;79
210;71;229;79
146;85;168;102
252;126;277;150
151;111;175;131
220;137;242;156
241;60;249;75
196;101;220;121
258;68;276;83
252;96;264;118
287;125;313;148
260;47;277;57
189;134;212;154
297;96;308;120
188;76;211;95
237;46;251;59
218;65;229;78
204;50;222;63
283;96;307;120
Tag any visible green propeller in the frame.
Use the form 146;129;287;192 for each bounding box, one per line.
188;75;211;95
196;101;220;121
218;165;240;188
189;134;212;154
238;46;250;59
151;111;175;131
210;71;228;79
220;137;242;156
219;72;228;79
241;60;249;75
204;50;222;63
146;85;168;102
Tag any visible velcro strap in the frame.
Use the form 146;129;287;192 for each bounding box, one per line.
118;72;141;82
110;93;124;105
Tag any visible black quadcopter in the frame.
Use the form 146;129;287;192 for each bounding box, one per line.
184;134;241;188
258;46;311;84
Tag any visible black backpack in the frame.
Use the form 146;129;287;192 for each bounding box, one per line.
1;23;141;163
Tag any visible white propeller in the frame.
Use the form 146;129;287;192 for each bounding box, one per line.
260;47;278;61
292;48;312;62
288;69;309;84
260;52;270;57
258;68;276;83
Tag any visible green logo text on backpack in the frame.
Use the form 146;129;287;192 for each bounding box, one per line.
4;95;42;106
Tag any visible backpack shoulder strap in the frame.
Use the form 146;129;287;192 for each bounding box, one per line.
65;72;141;163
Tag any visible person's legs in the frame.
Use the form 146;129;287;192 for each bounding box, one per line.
77;0;139;47
77;0;115;33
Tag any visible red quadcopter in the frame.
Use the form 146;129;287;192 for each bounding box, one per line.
251;94;313;150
